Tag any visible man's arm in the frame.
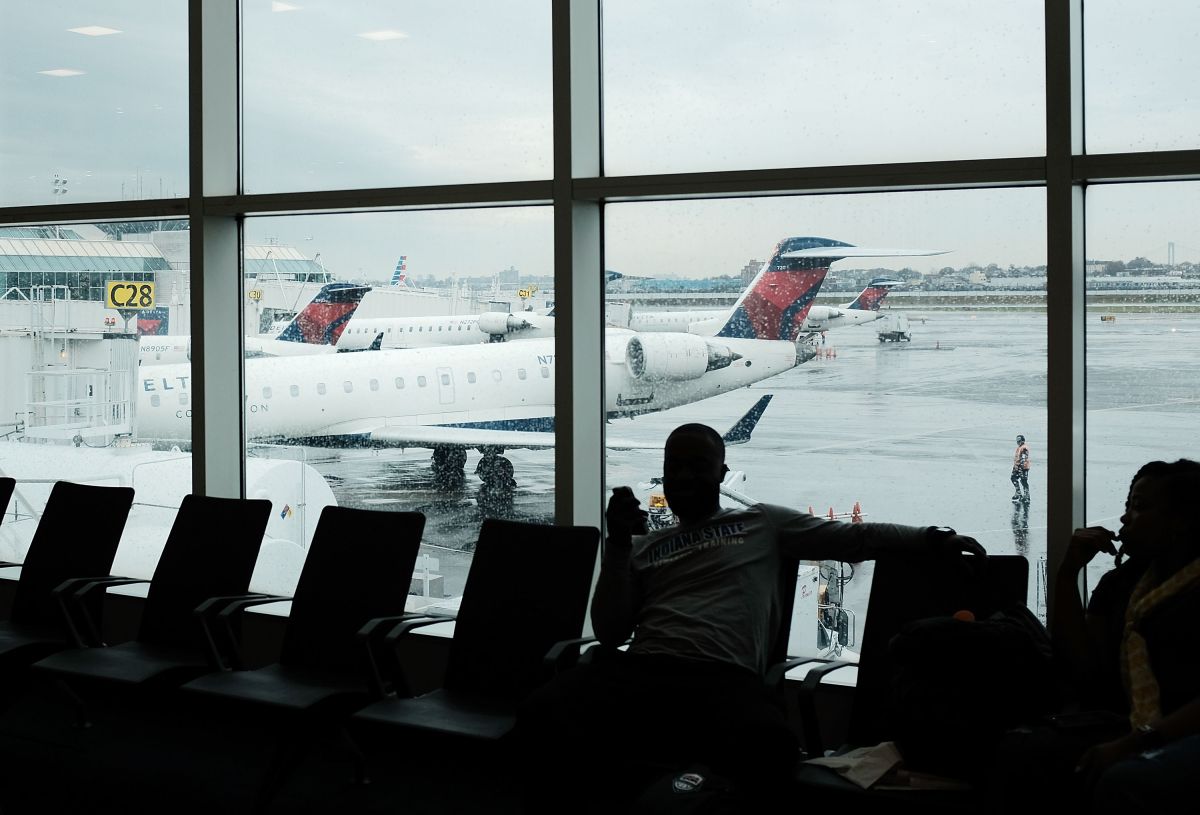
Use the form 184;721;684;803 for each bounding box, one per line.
590;487;646;648
771;505;985;562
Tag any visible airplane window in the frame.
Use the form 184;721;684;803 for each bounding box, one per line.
492;370;502;382
150;394;160;407
467;372;477;384
394;377;404;389
419;326;423;332
289;384;299;397
440;373;450;386
369;378;379;391
263;386;272;399
418;376;428;387
408;327;413;332
541;366;549;378
343;381;353;393
438;326;443;332
317;383;326;395
518;368;527;380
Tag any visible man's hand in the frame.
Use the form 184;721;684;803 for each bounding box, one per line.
606;486;649;541
928;527;986;557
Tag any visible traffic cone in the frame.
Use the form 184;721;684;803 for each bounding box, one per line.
851;501;862;524
828;507;835;520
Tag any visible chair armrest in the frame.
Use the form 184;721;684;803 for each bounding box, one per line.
791;658;857;758
357;614;434;699
381;614;457;697
53;576;147;647
542;636;598;674
191;593;287;671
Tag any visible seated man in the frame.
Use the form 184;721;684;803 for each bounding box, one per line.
516;423;985;812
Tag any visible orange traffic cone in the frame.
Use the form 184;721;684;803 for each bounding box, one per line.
851;501;862;524
828;507;835;520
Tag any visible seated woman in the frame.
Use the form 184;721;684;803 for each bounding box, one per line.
992;458;1200;813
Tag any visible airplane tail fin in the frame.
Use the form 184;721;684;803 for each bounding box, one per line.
390;256;408;287
276;282;371;346
721;394;773;445
848;277;903;311
714;237;850;341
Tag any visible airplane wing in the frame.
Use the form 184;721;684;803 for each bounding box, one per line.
362;394;774;451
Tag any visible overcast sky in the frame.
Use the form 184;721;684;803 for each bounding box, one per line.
4;1;1200;280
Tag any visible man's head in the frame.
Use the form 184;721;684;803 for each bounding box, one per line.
663;424;728;525
1016;435;1025;445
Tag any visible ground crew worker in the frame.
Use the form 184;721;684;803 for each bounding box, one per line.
1011;434;1031;502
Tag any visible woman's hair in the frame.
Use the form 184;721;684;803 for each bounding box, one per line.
1128;458;1200;519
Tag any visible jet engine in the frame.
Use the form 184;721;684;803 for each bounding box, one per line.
476;312;532;335
625;333;740;382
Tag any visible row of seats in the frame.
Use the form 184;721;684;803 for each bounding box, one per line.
0;477;599;810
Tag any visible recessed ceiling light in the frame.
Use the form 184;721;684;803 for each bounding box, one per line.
358;30;408;41
68;26;122;36
271;2;301;11
38;69;86;77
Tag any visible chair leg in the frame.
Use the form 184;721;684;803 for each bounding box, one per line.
335;726;370;786
51;678;91;729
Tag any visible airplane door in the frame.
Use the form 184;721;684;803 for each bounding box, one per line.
436;366;455;405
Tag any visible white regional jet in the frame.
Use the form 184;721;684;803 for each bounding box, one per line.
134;239;837;490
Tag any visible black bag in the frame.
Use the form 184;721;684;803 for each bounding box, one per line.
886;604;1058;780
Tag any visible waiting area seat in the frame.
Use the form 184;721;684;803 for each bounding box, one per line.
30;494;272;704
0;481;134;681
791;553;1032;812
350;518;600;744
179;506;427;808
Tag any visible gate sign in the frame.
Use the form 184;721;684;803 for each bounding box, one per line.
106;281;156;311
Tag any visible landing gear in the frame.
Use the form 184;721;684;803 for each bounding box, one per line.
431;446;468;491
475;449;516;518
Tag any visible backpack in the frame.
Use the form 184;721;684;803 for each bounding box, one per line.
886;603;1058;781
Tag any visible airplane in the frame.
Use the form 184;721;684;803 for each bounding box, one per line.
137;283;373;365
134;238;835;491
617;239;945;337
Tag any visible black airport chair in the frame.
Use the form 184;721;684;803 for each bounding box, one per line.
179;507;427;808
0;481;134;675
30;494;272;708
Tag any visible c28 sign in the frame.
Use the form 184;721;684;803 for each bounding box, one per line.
105;281;156;310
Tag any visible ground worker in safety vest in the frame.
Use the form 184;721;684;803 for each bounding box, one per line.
1011;434;1031;503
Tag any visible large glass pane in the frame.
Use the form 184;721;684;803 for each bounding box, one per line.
604;188;1048;661
242;0;552;193
1084;183;1200;592
603;0;1044;176
1085;1;1200;154
0;220;191;592
240;209;554;604
0;2;188;206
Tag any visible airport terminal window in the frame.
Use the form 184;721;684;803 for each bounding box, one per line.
602;0;1044;175
605;188;1049;652
1084;2;1200;154
1084;182;1200;593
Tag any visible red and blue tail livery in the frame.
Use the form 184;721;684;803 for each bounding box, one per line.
848;277;903;312
715;237;853;341
277;283;371;346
